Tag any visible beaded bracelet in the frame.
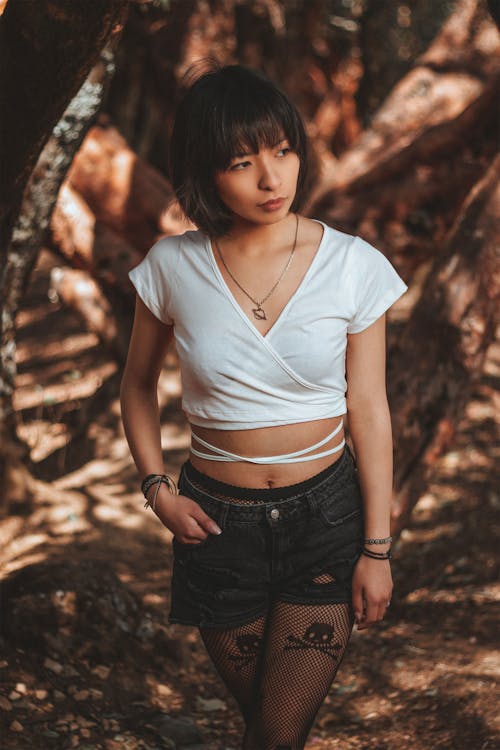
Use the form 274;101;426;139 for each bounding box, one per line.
141;473;178;513
363;536;392;545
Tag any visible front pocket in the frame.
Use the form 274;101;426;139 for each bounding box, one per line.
175;476;224;551
317;480;364;528
172;534;213;552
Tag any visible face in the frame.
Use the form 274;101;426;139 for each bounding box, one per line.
213;135;301;231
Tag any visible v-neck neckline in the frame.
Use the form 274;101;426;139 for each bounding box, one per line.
205;219;328;341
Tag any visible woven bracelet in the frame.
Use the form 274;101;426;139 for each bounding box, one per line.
142;473;178;513
362;547;392;560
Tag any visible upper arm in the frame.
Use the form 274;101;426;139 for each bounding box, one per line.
122;294;174;388
345;313;387;410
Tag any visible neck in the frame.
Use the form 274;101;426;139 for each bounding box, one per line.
219;213;295;256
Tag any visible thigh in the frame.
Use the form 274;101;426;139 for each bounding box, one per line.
248;600;355;747
262;599;355;693
199;613;269;722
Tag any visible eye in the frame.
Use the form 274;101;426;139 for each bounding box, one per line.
229;160;251;171
277;146;291;157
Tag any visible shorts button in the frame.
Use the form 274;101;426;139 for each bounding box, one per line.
270;508;280;520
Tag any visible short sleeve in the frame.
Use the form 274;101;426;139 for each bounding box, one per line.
128;237;176;325
347;236;408;334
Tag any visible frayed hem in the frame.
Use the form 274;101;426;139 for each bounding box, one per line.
168;607;269;630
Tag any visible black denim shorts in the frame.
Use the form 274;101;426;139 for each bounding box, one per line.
168;444;365;629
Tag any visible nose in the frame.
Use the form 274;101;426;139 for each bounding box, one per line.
257;157;281;191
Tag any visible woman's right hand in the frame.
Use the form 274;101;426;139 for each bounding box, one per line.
149;487;222;544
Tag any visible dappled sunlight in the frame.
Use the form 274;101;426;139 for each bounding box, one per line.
14;362;117;412
17;421;72;463
92;503;148;530
406;582;499;605
15;331;99;367
2;2;498;747
158;365;183;401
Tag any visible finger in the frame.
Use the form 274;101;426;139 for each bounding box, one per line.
351;588;365;625
364;599;378;627
186;536;207;545
191;509;222;536
375;604;386;622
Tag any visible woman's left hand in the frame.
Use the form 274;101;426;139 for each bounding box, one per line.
351;554;393;630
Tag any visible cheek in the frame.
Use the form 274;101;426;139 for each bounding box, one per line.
214;173;231;198
290;157;301;183
214;175;245;208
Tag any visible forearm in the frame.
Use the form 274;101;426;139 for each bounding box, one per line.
120;376;168;484
347;399;393;549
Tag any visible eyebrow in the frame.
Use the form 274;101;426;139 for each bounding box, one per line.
232;138;288;159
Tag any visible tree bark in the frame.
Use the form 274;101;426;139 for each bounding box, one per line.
304;0;499;283
65;123;191;252
356;0;458;123
0;0;128;282
49;267;127;363
307;0;500;207
1;48;116;465
48;179;145;365
0;0;128;506
50;182;143;293
388;154;500;535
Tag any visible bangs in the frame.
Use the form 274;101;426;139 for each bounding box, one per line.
209;89;301;172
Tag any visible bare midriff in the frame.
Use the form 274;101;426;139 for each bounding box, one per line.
188;414;346;489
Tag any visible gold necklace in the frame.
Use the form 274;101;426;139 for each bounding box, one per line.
213;214;299;320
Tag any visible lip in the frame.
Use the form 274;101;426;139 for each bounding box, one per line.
258;197;286;211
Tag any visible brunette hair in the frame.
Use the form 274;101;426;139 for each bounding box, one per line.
168;62;310;237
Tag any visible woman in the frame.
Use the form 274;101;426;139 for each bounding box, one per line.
120;63;408;750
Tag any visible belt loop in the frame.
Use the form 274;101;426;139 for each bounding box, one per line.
306;488;319;512
219;501;230;526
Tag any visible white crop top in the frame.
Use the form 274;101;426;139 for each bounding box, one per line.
128;221;408;430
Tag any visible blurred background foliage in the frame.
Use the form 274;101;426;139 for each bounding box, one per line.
105;0;461;171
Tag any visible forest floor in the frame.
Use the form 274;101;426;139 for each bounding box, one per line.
0;248;498;750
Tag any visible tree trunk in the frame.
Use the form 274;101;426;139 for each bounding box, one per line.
0;0;128;281
50;182;143;293
49;267;127;363
65;123;191;252
48;180;167;360
2;46;118;409
0;0;128;507
305;0;499;278
307;0;500;207
388;155;500;535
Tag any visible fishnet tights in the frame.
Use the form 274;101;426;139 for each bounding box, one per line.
200;600;355;750
186;478;280;504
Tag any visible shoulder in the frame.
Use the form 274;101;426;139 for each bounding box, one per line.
345;235;403;281
297;215;349;242
143;228;206;265
148;228;204;253
308;220;391;268
298;215;356;262
297;215;326;247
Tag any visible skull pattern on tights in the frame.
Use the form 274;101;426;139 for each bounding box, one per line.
284;621;342;661
228;633;262;671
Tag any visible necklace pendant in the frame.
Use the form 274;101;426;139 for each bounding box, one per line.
252;306;267;320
